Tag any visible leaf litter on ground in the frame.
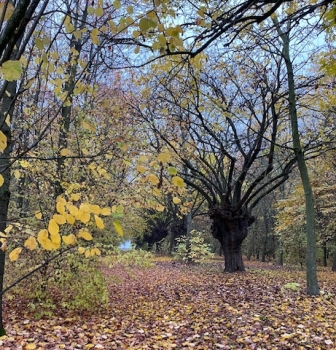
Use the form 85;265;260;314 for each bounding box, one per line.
1;258;336;349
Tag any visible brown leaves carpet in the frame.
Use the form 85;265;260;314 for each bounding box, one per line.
1;259;336;349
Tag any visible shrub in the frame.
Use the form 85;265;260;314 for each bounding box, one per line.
104;249;155;269
6;250;108;318
281;282;301;293
174;230;214;264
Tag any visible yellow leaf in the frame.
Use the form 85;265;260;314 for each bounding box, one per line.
112;205;124;214
4;225;12;234
66;214;75;225
70;193;81;201
13;170;20;179
60;148;71;156
5;114;10;127
0;60;23;81
95;215;105;229
68;204;79;216
97;166;107;176
37;229;48;241
173;197;181;204
78;211;90;224
126;6;133;15
75;209;83;220
113;0;121;9
20;159;29;168
157;152;171;163
26;344;37;350
0;131;7;152
90;28;100;45
35;38;44;50
80;203;90;213
90;204;101;215
113;220;123;235
77;229;92;241
56;202;65;214
62;234;77;245
81;149;89;157
95;6;104;16
35;211;42;220
101;207;111;216
85;249;91;258
9;247;22;261
48;219;59;235
156;204;165;212
24;236;38;250
148;173;159;185
172;176;185;187
57;196;66;204
136;165;146;173
167;166;177;175
50;229;61;245
53;214;66;225
78;246;86;254
92;247;101;256
0;174;4;187
90;248;96;257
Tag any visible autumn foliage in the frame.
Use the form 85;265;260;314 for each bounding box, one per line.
1;257;336;349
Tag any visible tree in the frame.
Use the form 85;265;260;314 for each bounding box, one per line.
132;49;307;271
0;0;51;335
272;13;322;295
275;154;336;268
124;0;333;67
0;0;147;333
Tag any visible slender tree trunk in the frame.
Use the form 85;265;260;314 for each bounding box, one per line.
332;251;336;272
275;19;319;295
262;212;269;263
0;80;16;335
168;230;176;255
247;221;256;261
56;1;88;196
278;239;284;266
323;241;327;267
185;210;192;263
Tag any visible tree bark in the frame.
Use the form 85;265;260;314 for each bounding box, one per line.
332;251;336;272
211;208;252;272
273;17;319;295
0;80;16;335
323;241;327;267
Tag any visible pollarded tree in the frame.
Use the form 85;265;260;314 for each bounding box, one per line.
132;49;306;272
132;20;335;271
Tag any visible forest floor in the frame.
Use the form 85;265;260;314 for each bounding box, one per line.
1;257;336;349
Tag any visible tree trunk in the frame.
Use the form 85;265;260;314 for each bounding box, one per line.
274;17;319;295
262;207;269;262
184;210;192;264
278;240;284;266
211;210;252;272
0;80;16;335
332;251;336;272
323;241;327;267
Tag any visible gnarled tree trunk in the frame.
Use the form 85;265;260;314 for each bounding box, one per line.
211;207;254;272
